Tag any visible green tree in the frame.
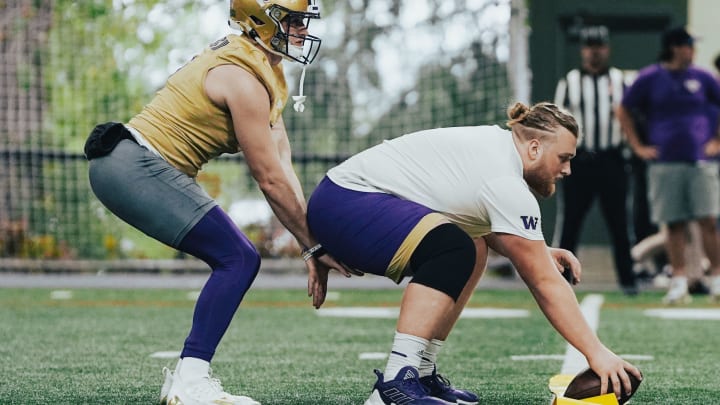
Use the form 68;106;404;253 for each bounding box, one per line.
285;0;512;167
1;0;512;259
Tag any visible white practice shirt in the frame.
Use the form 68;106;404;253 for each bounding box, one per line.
327;125;545;240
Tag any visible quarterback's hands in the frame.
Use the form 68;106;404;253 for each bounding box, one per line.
587;347;643;399
306;258;330;309
548;247;581;285
306;254;362;309
316;254;363;278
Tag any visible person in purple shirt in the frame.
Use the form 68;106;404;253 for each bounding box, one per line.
617;27;720;304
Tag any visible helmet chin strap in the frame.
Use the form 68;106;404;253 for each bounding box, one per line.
288;42;310;113
292;65;307;113
236;27;310;113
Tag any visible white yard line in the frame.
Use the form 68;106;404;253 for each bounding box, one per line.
359;352;388;360
50;290;73;300
149;351;181;359
644;308;720;320
560;294;604;375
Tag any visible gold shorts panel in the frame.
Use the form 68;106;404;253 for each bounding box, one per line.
385;213;450;283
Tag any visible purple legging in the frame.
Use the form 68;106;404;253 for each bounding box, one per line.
177;206;261;361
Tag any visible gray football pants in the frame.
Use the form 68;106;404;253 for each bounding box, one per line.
88;139;216;248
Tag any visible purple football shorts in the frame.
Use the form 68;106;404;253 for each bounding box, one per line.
307;176;435;280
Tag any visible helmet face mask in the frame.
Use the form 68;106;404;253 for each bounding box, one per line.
267;4;321;64
230;0;322;65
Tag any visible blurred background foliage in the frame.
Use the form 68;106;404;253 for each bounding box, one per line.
0;0;512;259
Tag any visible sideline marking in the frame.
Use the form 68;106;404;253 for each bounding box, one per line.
50;290;73;300
359;352;388;360
149;351;181;359
186;291;201;301
325;291;341;301
316;307;529;319
644;308;720;320
560;294;604;375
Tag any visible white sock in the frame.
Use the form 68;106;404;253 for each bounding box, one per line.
711;275;720;286
419;339;444;377
710;275;720;294
384;332;429;381
671;275;688;288
178;357;210;382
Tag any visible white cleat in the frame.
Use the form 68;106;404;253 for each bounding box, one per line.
709;275;720;303
160;366;174;405
166;369;260;405
160;358;183;405
662;276;691;305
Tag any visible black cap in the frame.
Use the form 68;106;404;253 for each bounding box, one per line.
662;27;694;48
580;26;609;46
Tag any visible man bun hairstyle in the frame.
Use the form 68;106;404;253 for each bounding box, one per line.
506;102;531;124
506;101;578;139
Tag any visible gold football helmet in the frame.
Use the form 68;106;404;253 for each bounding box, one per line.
229;0;322;65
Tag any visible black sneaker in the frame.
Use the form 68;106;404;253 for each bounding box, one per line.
688;279;710;295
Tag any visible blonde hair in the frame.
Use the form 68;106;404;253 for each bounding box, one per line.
506;102;578;141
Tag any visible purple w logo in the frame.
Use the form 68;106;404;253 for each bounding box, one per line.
520;216;538;230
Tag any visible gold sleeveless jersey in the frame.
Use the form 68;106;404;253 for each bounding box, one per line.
128;34;288;177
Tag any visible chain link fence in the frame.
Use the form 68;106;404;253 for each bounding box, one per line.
0;0;519;263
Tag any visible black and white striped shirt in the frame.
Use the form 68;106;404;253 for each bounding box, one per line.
554;67;627;151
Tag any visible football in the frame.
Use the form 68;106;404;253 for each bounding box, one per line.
564;367;643;404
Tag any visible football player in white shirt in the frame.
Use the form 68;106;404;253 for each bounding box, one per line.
306;101;643;405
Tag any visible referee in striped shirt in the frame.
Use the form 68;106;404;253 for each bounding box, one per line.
552;25;637;295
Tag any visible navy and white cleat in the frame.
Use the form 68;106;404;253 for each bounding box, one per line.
420;366;479;405
364;366;455;405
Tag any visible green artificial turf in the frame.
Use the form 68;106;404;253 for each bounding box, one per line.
0;288;718;404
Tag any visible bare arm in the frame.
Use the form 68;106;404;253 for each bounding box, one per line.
485;234;599;352
486;238;581;284
703;111;720;157
206;65;314;248
484;232;642;397
205;65;354;306
616;104;657;160
271;117;309;212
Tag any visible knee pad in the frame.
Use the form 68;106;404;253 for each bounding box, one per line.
408;223;476;301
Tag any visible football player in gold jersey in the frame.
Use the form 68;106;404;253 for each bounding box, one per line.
86;1;352;404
